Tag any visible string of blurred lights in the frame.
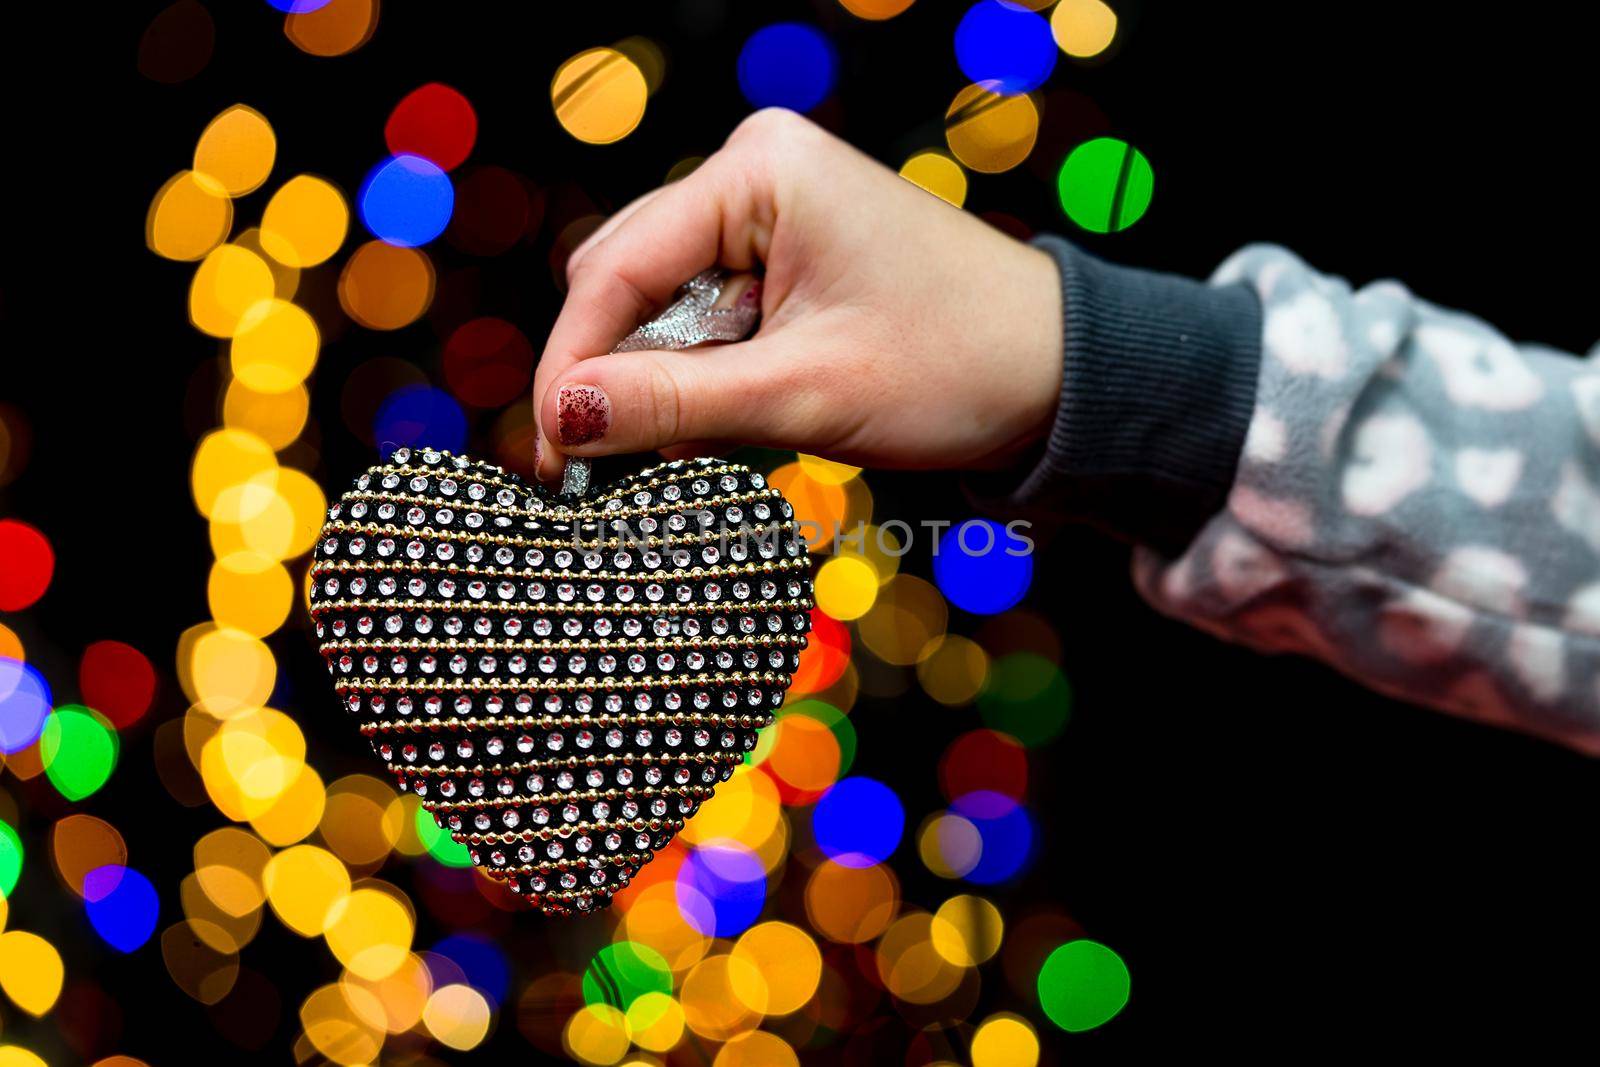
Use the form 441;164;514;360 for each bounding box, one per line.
3;0;1145;1062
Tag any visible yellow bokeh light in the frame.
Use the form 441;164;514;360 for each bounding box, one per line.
147;170;234;261
813;554;879;621
678;765;781;851
284;0;379;58
766;463;848;552
325;887;413;980
551;47;649;145
231;298;320;393
858;574;948;666
623;991;684;1052
190;244;277;338
181;624;276;719
730;922;821;1015
260;175;349;268
714;1031;800;1067
194;826;271;917
160;919;241;1005
620;882;712;974
796;453;861;486
917;812;982;880
223;381;309;451
180;872;264;953
564;1003;631;1066
201;707;306;819
191;428;277;518
0;931;64;1016
945;83;1040;174
342;951;432;1033
838;0;916;20
1052;0;1118;58
194;104;276;197
300;982;384;1066
337;240;435;330
930;894;1004;966
915;634;990;706
251;763;328;847
264;844;351;936
233;227;301;300
680;954;765;1041
804;860;899;944
0;1049;48;1067
320;775;401;867
971;1012;1040;1067
876;912;964;1004
422;982;492;1049
899;151;967;208
209;552;293;637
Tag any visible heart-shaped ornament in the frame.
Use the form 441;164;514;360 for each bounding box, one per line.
309;446;814;915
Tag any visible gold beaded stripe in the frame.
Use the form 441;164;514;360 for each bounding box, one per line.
427;782;713;812
369;456;759;500
360;709;776;735
331;481;790;527
312;594;814;615
462;817;699;846
308;554;810;585
477;851;652;876
393;749;749;778
320;632;807;656
318;517;794;552
331;669;794;693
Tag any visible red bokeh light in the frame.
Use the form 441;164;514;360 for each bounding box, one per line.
79;640;159;729
791;609;850;695
938;728;1029;802
385;82;477;171
447;166;541;256
0;519;54;611
442;317;535;408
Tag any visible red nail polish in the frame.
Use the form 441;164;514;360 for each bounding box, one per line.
557;384;611;447
739;280;763;308
533;434;543;470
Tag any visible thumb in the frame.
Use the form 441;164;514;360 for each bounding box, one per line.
538;339;822;458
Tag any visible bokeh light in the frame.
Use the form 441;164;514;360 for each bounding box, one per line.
0;930;63;1015
40;705;119;801
838;0;916;20
551;47;650;145
971;1012;1040;1067
0;820;21;896
373;385;467;457
1037;939;1130;1031
955;1;1057;94
976;652;1071;746
933;520;1033;615
678;843;767;937
83;866;160;952
0;520;53;612
945;83;1040;173
337;240;436;329
1057;136;1154;233
146;171;232;261
813;777;904;868
78;641;157;729
1051;0;1118;59
899;150;968;208
193;104;276;196
385;83;477;171
737;23;838;112
951;791;1034;885
359;155;454;247
442;317;534;407
283;0;378;57
260;175;349;267
231;299;319;393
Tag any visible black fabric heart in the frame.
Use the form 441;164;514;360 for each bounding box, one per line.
308;445;814;915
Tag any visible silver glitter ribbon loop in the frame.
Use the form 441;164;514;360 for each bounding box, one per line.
560;269;759;497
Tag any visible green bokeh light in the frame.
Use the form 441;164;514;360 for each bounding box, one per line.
1038;939;1131;1032
0;819;22;897
976;652;1071;747
413;803;473;867
1057;136;1153;233
582;940;672;1012
40;704;119;801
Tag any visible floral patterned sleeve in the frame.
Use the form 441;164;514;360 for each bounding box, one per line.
1131;245;1600;753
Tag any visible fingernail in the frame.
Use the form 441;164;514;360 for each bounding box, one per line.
557;384;611;447
533;434;544;471
739;280;763;308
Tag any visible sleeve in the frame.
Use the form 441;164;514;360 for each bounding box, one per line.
1129;244;1600;754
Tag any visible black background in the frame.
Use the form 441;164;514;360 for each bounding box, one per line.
3;1;1596;1061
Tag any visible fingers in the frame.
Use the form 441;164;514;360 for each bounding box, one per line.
531;146;777;481
538;339;819;460
563;185;667;285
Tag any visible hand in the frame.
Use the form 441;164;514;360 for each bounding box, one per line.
531;108;1063;482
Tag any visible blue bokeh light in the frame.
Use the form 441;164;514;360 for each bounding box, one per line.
263;0;332;12
373;386;467;458
0;657;52;755
933;519;1033;615
737;23;838;112
955;1;1057;94
83;865;159;952
813;776;904;868
359;154;455;247
677;843;766;937
952;790;1035;885
431;933;510;1007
